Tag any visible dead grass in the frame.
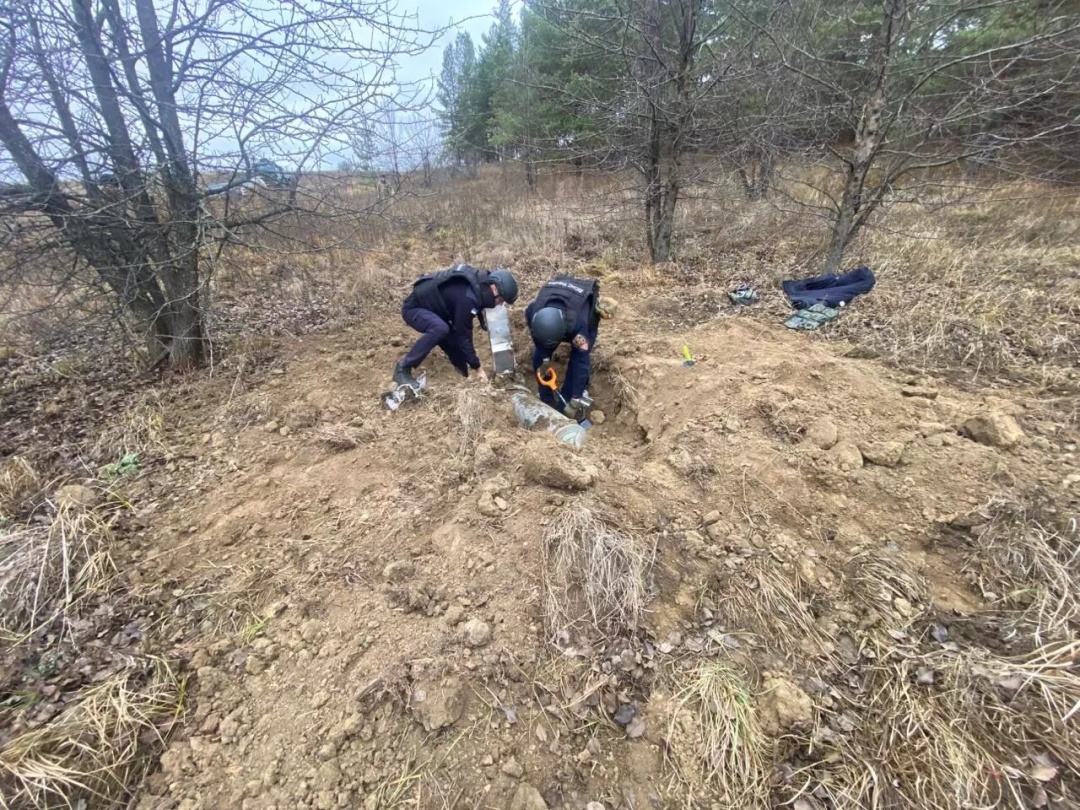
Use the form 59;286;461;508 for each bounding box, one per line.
542;505;654;644
823;185;1080;389
311;423;371;451
843;548;928;630
91;390;168;462
667;661;770;809
966;499;1080;646
0;505;115;642
803;636;1079;810
454;388;488;458
0;656;184;809
713;560;833;662
0;456;42;520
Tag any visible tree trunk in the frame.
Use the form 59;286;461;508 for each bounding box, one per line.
644;106;663;262
135;0;206;367
525;155;536;190
822;0;903;274
823;88;885;274
163;290;205;367
653;140;680;263
739;150;773;201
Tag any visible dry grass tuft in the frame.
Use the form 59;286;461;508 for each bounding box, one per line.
0;506;115;641
311;423;371;451
0;656;184;809
804;637;1079;810
609;364;643;414
714;560;832;661
667;661;769;809
542;505;654;644
454;388;488;457
92;391;168;462
966;500;1080;646
843;548;928;629
0;456;41;520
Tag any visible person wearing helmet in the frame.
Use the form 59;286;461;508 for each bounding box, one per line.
393;264;519;388
525;275;601;417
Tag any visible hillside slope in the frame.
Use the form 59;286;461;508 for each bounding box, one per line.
117;279;1079;810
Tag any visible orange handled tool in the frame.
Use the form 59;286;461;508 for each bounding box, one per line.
537;366;570;410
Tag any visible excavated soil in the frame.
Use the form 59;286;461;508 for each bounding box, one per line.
103;279;1078;810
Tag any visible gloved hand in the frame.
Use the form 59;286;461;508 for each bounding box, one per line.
539;358;554;379
563;400;579;421
595;296;618;319
472;367;489;384
572;334;590;351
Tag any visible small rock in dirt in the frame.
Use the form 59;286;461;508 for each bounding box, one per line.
443;604;466;626
477;491;503;517
702;510;721;526
758;675;814;736
929;623;949;643
316;760;342;791
522;438;601;491
245;655;265;676
462;618;492;648
264;421;280;432
625;715;647;738
683;530;707;556
509;784;549;810
501;757;524;779
382;560;415;583
805;418;839;450
892;597;914;617
200;713;221;734
476;474;511;517
590;409;606;425
859;441;906;468
412;678;468;731
916;667;936;686
613;704;637;726
494;495;509;511
901;386;939;400
706;521;732;542
830;441;863;471
54;484;101;510
961;412;1024;449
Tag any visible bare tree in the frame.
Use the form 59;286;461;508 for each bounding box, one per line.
0;0;434;367
760;0;1080;273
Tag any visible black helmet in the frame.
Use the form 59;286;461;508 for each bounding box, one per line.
530;307;566;348
488;269;519;305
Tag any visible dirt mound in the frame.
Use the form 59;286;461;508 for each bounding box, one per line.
32;291;1075;809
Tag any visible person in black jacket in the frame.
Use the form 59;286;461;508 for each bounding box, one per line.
525;275;601;417
393;264;519;388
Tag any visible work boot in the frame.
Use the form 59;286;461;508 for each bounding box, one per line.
393;361;419;389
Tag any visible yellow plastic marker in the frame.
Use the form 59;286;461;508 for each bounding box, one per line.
681;345;695;367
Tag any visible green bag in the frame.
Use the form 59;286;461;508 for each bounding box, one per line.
784;303;839;331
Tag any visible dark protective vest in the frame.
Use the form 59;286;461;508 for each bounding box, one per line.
409;264;495;324
533;276;598;339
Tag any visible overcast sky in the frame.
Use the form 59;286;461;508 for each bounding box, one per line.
404;0;506;88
